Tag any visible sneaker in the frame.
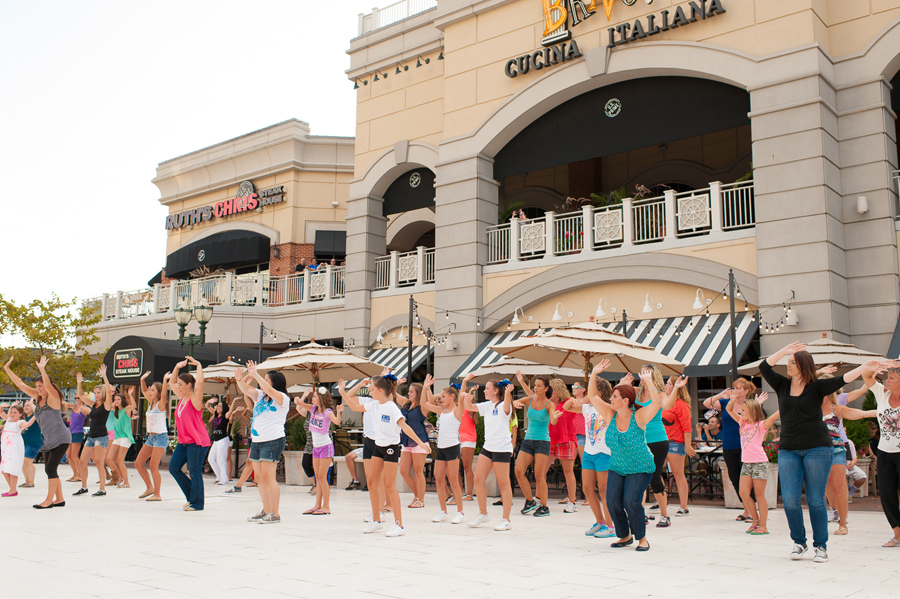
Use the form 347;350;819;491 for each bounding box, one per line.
247;510;267;522
365;511;387;523
363;521;383;534
73;488;89;496
433;511;449;523
225;486;242;494
790;543;808;560
656;516;671;528
675;508;689;516
468;513;491;527
259;512;281;524
828;508;839;522
533;505;550;517
450;512;465;525
649;502;660;511
520;499;538;515
813;547;828;563
346;480;361;491
493;518;512;531
585;522;603;536
386;523;406;537
563;501;577;514
91;490;106;497
493;499;503;506
594;525;617;538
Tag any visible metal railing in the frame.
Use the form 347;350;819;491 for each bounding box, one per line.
424;248;435;284
331;266;346;298
721;181;756;230
487;224;511;264
632;196;667;243
554;211;584;255
375;257;391;291
372;246;436;292
358;0;437;36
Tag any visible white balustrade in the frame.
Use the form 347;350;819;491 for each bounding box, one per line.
632;196;667;243
592;205;624;247
675;189;711;236
487;223;511;264
358;0;437;36
553;211;583;255
375;256;391;290
721;181;756;230
331;267;346;299
424;249;435;284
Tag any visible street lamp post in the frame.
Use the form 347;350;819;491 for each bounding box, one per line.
174;300;214;359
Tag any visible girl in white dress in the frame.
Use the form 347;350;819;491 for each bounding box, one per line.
1;404;37;496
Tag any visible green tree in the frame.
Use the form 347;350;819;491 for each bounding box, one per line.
0;293;105;392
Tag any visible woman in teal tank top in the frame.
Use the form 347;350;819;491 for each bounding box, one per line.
588;362;663;551
513;372;558;516
108;389;137;489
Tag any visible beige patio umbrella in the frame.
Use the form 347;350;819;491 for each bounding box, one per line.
738;333;888;376
467;356;585;384
490;322;684;380
255;341;388;386
200;359;244;395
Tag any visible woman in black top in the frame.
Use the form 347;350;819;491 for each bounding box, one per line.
73;366;115;497
206;398;234;485
760;342;894;563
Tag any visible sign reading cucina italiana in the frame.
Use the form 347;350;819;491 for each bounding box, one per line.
165;181;285;230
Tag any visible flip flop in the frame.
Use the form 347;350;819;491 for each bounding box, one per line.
735;514;750;522
312;509;331;515
146;497;161;502
303;509;318;515
749;530;769;535
882;538;900;548
138;491;154;499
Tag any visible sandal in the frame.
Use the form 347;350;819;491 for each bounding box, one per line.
882;537;900;547
303;508;318;515
462;495;474;502
749;529;769;535
735;514;750;522
409;499;425;508
312;509;331;515
835;526;849;536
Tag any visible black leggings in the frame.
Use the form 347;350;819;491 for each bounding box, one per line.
302;452;315;479
647;440;670;494
877;451;900;530
723;448;755;502
43;443;69;480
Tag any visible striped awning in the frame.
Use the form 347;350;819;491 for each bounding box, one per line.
452;313;756;381
337;345;434;390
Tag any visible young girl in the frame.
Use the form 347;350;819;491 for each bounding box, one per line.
513;372;556;517
420;374;466;524
341;375;429;537
398;382;430;508
135;370;170;501
564;376;615;537
108;389;137;488
726;394;777;535
462;379;515;531
63;392;86;483
295;388;343;515
206;397;234;486
1;404;37;496
459;376;479;502
74;366;114;497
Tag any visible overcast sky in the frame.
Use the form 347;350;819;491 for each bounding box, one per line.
1;0;379;331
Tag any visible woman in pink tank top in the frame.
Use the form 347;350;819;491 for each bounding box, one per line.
168;357;210;511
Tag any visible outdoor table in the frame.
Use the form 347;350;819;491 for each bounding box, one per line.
688;444;723;499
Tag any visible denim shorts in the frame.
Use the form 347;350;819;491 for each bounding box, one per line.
582;451;610;472
668;442;686;456
84;435;109;449
575;434;586;448
249;437;286;462
70;433;85;445
145;432;169;449
24;444;42;460
520;438;550;456
832;449;847;467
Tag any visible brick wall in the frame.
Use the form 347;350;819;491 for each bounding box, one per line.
568;158;603;200
270;243;315;276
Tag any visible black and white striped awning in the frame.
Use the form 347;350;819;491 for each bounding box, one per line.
452;313;757;381
337;345;433;391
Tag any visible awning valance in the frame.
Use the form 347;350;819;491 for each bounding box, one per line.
165;230;270;279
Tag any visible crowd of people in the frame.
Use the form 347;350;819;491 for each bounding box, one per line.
2;343;900;559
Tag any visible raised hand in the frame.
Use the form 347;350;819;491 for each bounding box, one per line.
817;365;838;376
619;373;634;387
592;359;611;374
246;360;258;375
233;368;244;380
674;375;689;389
782;342;807;355
141;371;151;381
381;367;391;377
397;376;407;386
336;404;345;414
465;372;476;382
36;355;49;371
756;391;769;404
163;372;171;382
76;372;83;384
638;367;653;382
175;360;188;369
99;364;108;378
423;374;435;389
186;356;200;366
515;369;524;382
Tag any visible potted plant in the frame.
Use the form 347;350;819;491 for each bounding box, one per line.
764;434;779;508
283;416;309;486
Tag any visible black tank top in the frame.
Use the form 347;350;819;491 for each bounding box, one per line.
88;404;109;438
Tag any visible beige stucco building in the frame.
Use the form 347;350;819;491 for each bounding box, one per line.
88;0;900;390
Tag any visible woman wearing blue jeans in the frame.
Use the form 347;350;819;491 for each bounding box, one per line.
760;342;893;563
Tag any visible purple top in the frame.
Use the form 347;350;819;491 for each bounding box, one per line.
69;411;86;434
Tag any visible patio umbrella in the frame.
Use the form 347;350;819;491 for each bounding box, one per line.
467;356;585;384
200;359;244;395
255;341;388;386
490;322;684;380
738;334;888;376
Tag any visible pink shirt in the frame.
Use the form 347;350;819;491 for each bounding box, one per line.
739;418;767;464
175;398;211;447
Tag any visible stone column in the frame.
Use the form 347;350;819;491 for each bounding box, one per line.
344;193;387;356
433;154;499;383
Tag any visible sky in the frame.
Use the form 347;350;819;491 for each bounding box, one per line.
1;0;380;332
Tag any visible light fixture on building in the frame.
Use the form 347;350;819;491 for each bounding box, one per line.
332;200;339;208
552;302;573;321
376;326;389;342
595;298;615;319
398;325;408;341
511;307;532;326
416;54;430;67
857;195;869;214
784;310;799;326
373;68;388;81
643;293;662;313
395;61;408;75
438;48;444;60
693;289;711;310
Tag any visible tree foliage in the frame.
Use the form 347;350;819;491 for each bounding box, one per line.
0;293;105;392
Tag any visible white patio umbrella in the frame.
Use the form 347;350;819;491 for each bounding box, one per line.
467;356;585;384
738;334;888;376
255;341;388;386
200;360;244;395
490;322;684;380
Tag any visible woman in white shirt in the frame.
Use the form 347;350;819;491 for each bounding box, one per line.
341;375;429;537
863;367;900;547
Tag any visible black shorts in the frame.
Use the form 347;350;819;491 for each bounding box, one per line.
435;445;460;461
480;449;512;464
520;439;550;456
372;443;401;463
363;436;375;460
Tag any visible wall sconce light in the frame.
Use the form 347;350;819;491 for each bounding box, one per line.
373;69;388;81
552;302;573;321
511;307;532;326
693;289;712;311
353;77;367;89
595;298;616;319
437;48;444;60
375;326;388;342
643;293;662;313
784;311;799;326
416;54;430;68
857;195;868;214
395;61;408;75
398;325;408;341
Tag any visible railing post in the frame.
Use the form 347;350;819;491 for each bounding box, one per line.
664;190;677;239
510;218;521;263
709;181;723;232
189;280;199;307
224;272;234;307
389;251;400;289
153;284;161;313
580;205;594;254
622;198;634;248
169;280;178;309
303;271;312;303
416;246;426;285
101;293;110;320
115;291;124;320
325;265;334;299
544;211;555;257
255;274;264;307
358;12;366;36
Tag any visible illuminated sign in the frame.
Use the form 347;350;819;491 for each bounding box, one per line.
113;348;143;378
165;181;286;230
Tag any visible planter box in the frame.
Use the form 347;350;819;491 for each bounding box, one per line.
854;457;872;498
284;451;313;486
719;461;778;509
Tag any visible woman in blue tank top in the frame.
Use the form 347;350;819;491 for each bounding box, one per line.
513;372;557;517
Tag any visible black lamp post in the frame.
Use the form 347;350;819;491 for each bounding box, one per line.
174;301;213;358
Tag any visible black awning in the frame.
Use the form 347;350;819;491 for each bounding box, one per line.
165;230;270;278
102;335;277;386
314;230;346;260
147;270;163;287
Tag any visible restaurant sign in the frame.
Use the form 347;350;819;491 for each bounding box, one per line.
165;181;286;230
113;348;143;378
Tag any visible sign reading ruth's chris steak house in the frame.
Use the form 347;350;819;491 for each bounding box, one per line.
113;348;143;378
165;181;285;230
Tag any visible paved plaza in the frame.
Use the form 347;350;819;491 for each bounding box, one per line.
4;470;897;599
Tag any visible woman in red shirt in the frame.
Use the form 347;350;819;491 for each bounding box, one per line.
549;379;578;512
662;376;695;516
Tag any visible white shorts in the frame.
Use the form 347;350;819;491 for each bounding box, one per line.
460;441;476;449
350;448;364;459
847;465;867;482
112;438;132;449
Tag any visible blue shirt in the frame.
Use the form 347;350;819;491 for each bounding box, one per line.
22;416;43;447
636;398;668;444
719;398;741;450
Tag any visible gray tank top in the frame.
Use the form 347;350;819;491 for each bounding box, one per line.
34;402;73;451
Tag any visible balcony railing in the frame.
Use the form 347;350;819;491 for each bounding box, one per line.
357;0;437;36
373;246;435;291
85;267;346;323
485;181;756;265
